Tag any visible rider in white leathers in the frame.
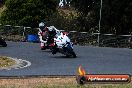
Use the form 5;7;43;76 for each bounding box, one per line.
54;32;70;48
52;31;71;54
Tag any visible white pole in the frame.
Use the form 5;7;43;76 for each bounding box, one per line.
23;27;25;37
97;0;103;46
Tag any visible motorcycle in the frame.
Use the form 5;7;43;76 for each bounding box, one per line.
53;32;77;58
0;37;7;47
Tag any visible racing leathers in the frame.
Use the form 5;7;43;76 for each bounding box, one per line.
38;26;48;50
52;32;70;54
38;25;61;50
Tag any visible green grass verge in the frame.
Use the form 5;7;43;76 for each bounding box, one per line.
0;56;16;68
0;83;132;88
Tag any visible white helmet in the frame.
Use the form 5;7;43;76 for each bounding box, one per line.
39;22;45;31
48;27;54;31
39;22;45;27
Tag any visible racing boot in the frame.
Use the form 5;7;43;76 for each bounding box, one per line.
41;42;46;50
52;44;58;54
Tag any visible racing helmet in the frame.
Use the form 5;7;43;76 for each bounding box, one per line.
48;27;54;32
39;22;45;31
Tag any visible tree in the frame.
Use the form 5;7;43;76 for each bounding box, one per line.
70;0;98;32
0;0;57;28
71;0;132;34
102;0;132;34
71;0;95;15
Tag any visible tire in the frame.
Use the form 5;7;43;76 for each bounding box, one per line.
65;49;77;58
41;46;46;50
64;45;77;58
2;43;7;47
0;38;7;47
76;76;87;85
71;51;77;58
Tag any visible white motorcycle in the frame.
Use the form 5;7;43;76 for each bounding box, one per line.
53;32;77;58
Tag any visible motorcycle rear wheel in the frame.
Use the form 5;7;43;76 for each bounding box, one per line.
66;50;77;58
71;51;77;58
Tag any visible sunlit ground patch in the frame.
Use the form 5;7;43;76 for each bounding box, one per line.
0;56;31;70
0;56;16;68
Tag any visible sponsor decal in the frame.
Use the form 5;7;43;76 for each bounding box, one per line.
76;66;131;84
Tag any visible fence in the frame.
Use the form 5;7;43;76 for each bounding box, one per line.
68;31;132;48
0;24;38;42
0;24;132;48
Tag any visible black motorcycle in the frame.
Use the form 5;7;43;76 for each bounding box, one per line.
0;37;7;47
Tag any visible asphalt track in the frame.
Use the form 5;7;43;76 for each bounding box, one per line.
0;41;132;76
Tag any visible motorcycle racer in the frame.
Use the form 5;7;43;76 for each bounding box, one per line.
46;26;60;44
38;22;61;50
51;31;76;58
52;31;71;54
38;22;48;50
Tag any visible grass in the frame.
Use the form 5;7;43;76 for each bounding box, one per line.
37;82;132;88
2;35;26;42
38;84;132;88
0;56;16;68
0;77;131;88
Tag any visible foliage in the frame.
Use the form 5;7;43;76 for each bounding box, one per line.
71;0;132;34
46;8;79;31
71;0;95;15
70;0;99;32
101;0;132;34
0;0;57;28
0;0;132;35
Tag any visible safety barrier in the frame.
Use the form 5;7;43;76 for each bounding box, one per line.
0;24;132;48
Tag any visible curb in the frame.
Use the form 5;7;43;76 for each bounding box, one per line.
0;75;76;79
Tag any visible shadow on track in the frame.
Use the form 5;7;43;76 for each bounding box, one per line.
40;50;51;53
39;49;78;59
51;55;77;59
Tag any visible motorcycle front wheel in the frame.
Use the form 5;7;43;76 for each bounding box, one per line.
0;40;7;47
71;51;77;58
2;43;7;47
66;50;77;58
